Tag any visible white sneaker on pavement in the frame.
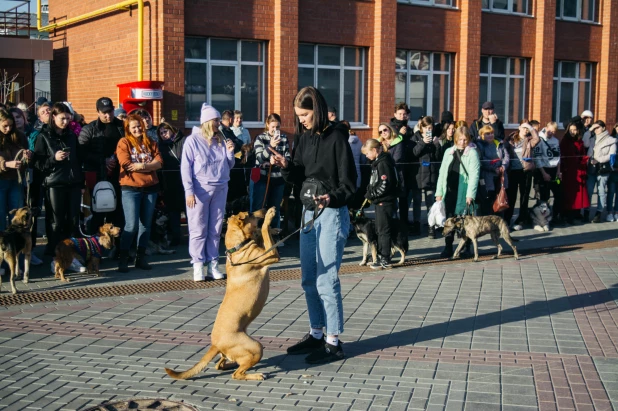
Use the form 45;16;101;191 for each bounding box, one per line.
614;213;618;222
206;260;225;280
606;214;615;222
29;254;43;266
193;262;205;282
70;258;87;273
512;224;523;231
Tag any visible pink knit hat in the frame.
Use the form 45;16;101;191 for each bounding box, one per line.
200;103;221;124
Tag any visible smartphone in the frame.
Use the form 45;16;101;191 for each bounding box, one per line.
62;147;71;153
274;129;281;139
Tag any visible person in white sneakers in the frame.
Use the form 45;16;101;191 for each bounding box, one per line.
181;103;235;281
533;122;563;224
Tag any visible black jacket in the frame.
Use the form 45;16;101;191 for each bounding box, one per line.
470;118;505;141
158;130;186;212
34;125;84;187
78;117;125;178
365;152;398;204
411;130;441;189
281;122;357;208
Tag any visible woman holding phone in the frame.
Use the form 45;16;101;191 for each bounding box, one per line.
251;113;291;229
34;103;84;255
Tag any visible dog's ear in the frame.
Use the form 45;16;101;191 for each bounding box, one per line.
8;209;17;216
236;211;249;220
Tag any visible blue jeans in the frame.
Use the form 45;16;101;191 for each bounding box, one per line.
251;176;284;228
120;189;158;250
0;179;24;231
607;172;618;213
587;173;609;212
300;206;349;335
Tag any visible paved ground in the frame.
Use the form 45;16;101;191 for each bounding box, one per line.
0;208;617;410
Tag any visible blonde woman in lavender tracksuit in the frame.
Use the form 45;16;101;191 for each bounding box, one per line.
181;103;235;282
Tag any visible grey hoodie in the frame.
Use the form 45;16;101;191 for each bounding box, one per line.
348;134;362;188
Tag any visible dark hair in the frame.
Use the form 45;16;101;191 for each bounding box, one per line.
529;120;540;128
48;102;72;128
0;109;23;150
419;116;434;130
593;120;606;129
394;102;409;113
293;86;329;136
340;120;351;131
131;109;152;120
439;120;455;142
612;123;618;137
564;122;582;140
221;110;234;122
8;107;27;128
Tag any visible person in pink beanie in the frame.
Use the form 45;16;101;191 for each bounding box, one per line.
181;103;235;281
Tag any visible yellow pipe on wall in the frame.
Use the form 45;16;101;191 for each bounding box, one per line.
37;0;144;81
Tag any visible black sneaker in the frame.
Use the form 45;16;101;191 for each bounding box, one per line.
369;259;383;270
592;211;601;223
305;341;344;364
380;258;392;269
409;221;421;236
428;226;436;239
286;333;324;355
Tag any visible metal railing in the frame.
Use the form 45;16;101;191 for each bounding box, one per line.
0;1;31;38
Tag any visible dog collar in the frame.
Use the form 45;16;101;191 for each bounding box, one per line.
225;239;253;256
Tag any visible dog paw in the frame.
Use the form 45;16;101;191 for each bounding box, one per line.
534;225;543;232
265;207;276;221
62;277;70;283
359;260;367;266
22;279;28;284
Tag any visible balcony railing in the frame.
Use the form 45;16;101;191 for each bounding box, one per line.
0;1;32;38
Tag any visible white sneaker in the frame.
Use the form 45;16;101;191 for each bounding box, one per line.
606;214;615;222
513;224;523;231
30;254;43;266
614;213;618;222
206;260;225;280
70;258;87;273
193;262;205;282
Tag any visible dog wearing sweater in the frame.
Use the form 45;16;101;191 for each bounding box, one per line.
53;223;121;281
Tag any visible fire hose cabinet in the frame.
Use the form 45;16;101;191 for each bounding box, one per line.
117;80;164;116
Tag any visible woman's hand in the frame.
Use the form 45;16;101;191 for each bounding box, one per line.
5;161;22;169
270;135;281;148
436;196;442;201
466;197;474;206
54;151;68;161
186;195;196;209
225;139;235;152
268;147;288;168
126;162;147;172
314;194;330;209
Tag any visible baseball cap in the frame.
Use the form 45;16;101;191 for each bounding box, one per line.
96;97;114;113
328;106;337;114
482;101;494;110
581;110;593;118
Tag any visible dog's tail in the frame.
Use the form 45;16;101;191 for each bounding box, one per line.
164;346;219;380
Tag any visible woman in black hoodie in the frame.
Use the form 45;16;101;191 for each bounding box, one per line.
270;86;356;366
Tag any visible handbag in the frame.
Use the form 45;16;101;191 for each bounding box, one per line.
596;161;612;175
300;178;328;211
521;140;536;171
493;170;509;213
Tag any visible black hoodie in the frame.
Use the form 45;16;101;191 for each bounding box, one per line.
365;151;398;204
281;122;357;208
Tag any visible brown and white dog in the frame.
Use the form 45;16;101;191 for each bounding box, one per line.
53;223;121;281
165;207;279;381
0;206;36;294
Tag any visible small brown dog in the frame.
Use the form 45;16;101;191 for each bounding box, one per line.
53;223;121;281
0;207;35;294
442;215;519;262
165;207;280;381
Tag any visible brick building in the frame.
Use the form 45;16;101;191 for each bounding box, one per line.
48;0;618;140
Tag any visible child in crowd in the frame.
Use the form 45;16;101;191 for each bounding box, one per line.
534;121;563;223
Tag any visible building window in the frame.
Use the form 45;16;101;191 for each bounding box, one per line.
482;0;530;14
552;61;593;126
397;0;454;7
184;38;266;125
556;0;597;23
395;50;451;122
298;44;365;125
479;56;527;126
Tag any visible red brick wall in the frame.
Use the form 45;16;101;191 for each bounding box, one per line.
480;13;536;58
554;21;602;62
396;4;460;53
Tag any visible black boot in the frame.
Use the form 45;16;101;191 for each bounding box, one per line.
428;226;436;239
117;250;130;273
583;209;590;222
410;221;421;236
135;247;152;270
440;235;454;258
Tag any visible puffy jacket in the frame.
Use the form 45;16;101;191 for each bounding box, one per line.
78;117;124;178
585;130;617;174
365;151;398;204
470;118;505;141
477;138;509;191
34;125;84;187
411;130;441;190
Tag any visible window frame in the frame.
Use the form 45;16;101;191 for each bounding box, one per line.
184;37;267;128
479;56;527;128
556;0;597;23
552;61;593;129
397;0;455;8
395;50;452;125
482;0;531;16
298;44;366;126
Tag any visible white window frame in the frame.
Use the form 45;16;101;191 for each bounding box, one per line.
395;50;451;125
397;0;455;8
556;0;597;23
553;61;593;128
298;44;366;126
482;0;530;16
184;38;266;128
479;56;527;128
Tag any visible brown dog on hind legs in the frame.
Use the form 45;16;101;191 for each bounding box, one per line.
0;207;36;294
165;207;280;381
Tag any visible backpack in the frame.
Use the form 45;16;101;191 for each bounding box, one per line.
91;181;116;213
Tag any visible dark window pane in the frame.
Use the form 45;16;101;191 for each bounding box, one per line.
433;53;450;71
396;50;407;71
482;0;490;8
435;0;452;5
561;62;577;78
508;77;525;124
344;48;363;67
479;76;489;116
492;57;507;74
318;46;340;66
492;0;508;9
510;58;525;76
344;70;363;123
185;62;207;122
432;74;449;119
211;66;236;113
554;61;559;77
240;65;262;122
185;38;206;59
563;0;577;17
512;0;528;13
559;82;574;125
210;39;237;61
490;77;507;121
241;41;263;62
395;72;406;105
409;74;428;120
317;69;340;112
299;44;314;65
552;80;558;123
298;67;314;90
480;56;489;73
581;0;594;21
579;62;591;79
578;81;591;115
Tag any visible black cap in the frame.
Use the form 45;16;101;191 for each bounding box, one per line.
482;101;494;110
328;106;337;114
96;97;114;113
36;96;48;106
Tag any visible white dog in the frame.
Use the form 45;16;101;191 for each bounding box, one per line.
530;201;552;232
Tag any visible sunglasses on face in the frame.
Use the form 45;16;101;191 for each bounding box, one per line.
378;128;389;135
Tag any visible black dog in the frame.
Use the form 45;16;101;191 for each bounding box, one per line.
349;210;408;267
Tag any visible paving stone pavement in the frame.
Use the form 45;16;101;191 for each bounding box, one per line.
0;207;617;409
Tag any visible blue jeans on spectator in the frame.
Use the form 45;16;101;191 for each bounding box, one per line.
299;206;349;335
607;172;618;214
587;172;609;212
0;179;24;231
251;175;284;228
120;188;157;251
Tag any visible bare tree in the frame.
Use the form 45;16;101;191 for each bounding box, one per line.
0;70;30;105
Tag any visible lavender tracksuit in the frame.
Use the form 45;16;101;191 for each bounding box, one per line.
181;127;235;264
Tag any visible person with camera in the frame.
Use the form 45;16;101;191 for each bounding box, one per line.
470;101;505;142
34;103;84;256
269;86;356;365
583;120;616;223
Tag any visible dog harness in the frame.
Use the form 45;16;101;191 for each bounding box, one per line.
71;237;103;261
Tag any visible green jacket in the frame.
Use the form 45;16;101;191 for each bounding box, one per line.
436;143;480;215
